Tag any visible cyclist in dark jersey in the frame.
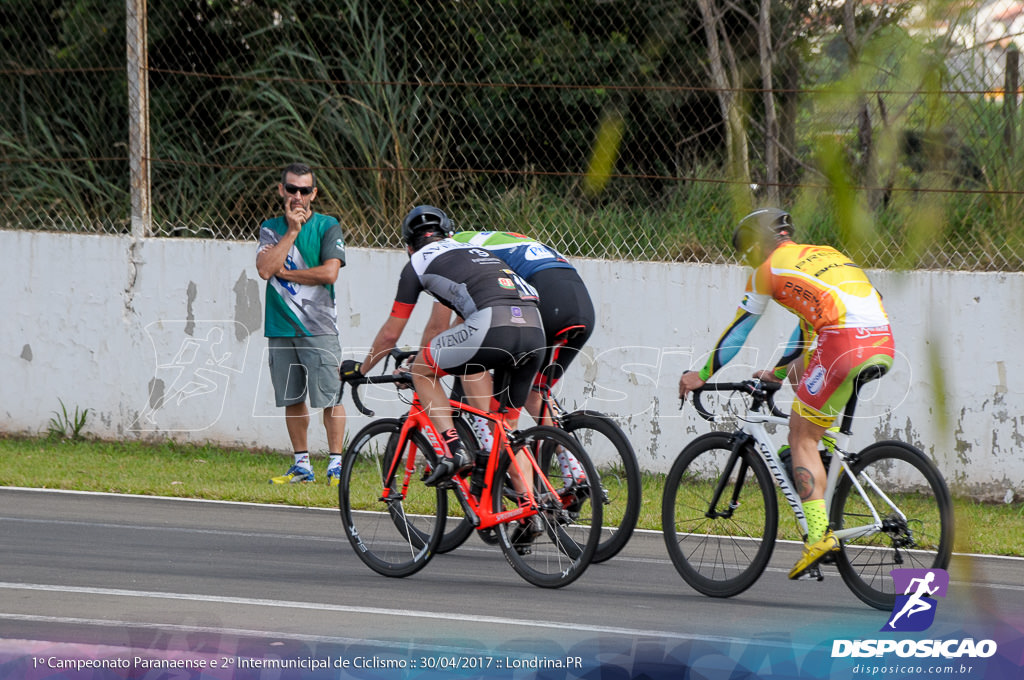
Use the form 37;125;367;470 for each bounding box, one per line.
340;206;545;486
451;231;596;415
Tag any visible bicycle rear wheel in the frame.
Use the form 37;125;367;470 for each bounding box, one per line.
661;432;778;598
494;426;602;588
338;418;446;578
831;440;954;610
555;411;641;563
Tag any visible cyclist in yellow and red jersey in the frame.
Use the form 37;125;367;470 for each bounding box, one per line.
678;208;895;579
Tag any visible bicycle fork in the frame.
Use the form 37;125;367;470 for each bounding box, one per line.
704;437;751;520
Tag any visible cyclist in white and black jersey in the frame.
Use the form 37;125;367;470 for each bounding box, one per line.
340;205;546;487
451;230;596;425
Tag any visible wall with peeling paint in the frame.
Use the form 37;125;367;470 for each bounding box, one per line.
3;230;1021;499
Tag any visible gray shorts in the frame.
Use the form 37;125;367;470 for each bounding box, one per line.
267;335;343;408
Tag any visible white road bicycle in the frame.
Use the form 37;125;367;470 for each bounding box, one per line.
661;366;954;610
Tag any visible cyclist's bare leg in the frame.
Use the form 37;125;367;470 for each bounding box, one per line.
460;370;495;414
410;354;456;440
460;370;533;493
787;410;839;578
524;388;549;425
413;355;474;486
788;412;828;503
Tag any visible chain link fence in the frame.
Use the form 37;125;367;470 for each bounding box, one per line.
2;1;1023;270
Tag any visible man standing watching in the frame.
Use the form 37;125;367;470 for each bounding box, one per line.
256;163;347;486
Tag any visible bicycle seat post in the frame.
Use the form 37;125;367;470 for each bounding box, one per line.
837;363;889;437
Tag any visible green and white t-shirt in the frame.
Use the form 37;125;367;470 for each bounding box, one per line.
258;213;346;337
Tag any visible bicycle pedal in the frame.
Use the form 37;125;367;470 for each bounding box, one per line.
794;565;824;582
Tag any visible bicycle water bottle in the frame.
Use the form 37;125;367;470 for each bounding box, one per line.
778;445;794;485
778;442;831;486
820;426;840;455
470;449;489;498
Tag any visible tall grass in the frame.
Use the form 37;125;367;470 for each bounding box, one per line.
2;2;1023;270
180;0;447;243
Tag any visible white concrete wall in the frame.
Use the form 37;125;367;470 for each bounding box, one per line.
3;230;1021;499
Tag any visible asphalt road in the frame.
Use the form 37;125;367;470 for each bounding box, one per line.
1;487;1021;678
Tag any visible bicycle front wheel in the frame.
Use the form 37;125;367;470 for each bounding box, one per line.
557;411;641;563
661;432;778;598
494;426;603;588
832;440;954;610
338;418;446;578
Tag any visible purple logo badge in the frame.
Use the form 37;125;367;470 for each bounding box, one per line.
882;568;949;632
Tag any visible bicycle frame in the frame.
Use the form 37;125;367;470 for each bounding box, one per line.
533;380;567;428
384;392;565;532
702;383;898;545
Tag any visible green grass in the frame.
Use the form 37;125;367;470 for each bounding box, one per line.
3;434;1022;557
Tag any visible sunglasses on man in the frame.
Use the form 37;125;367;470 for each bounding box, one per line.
283;183;315;196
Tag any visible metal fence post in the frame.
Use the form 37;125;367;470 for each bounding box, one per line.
1005;46;1018;148
127;0;151;238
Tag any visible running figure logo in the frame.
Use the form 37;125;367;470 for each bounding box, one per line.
134;321;250;432
882;568;949;632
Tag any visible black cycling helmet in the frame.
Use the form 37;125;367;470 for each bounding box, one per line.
732;208;794;265
400;205;452;249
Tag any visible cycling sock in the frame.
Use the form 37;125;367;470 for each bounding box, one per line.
556;448;586;483
293;451;311;470
327;453;341;470
803;498;828;544
471;415;494;452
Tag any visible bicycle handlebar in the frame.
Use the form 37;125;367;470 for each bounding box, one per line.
388;347;419;365
688;378;788;422
344;371;414;417
343;347;418;416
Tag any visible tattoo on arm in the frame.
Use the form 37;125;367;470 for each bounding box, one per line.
795;467;815;501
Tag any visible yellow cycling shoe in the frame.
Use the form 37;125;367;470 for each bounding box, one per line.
788;530;840;579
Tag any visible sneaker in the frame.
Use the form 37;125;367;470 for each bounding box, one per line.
788;530;840;579
269;465;315;484
422;448;472;487
326;467;341;488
